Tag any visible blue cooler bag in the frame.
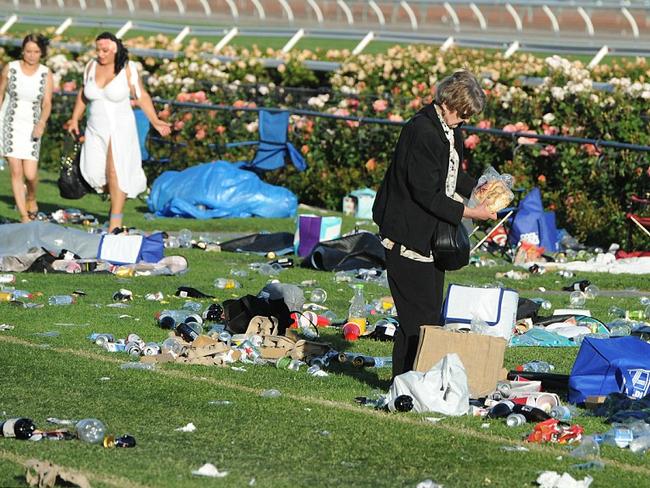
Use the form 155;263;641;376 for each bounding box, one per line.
569;336;650;404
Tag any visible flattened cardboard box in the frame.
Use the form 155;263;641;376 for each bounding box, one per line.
413;326;508;398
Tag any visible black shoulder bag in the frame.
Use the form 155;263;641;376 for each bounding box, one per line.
432;220;470;271
58;136;92;200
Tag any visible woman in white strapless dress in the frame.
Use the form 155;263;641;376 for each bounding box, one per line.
66;32;170;232
0;34;53;223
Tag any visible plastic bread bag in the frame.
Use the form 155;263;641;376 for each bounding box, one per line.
468;166;515;213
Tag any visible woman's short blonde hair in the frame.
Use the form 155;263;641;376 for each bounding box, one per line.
435;70;486;119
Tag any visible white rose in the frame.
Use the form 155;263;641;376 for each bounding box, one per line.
542;113;555;124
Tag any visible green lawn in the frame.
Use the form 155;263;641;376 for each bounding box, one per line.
1;170;650;487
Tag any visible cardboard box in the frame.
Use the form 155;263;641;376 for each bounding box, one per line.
584;395;607;410
413;326;508;398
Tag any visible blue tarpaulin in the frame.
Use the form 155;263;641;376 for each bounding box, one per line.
147;161;298;219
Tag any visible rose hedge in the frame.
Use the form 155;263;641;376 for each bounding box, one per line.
3;33;649;247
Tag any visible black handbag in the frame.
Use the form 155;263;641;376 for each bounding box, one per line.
58;137;91;199
432;219;470;271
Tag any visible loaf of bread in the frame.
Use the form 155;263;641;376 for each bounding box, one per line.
473;179;513;213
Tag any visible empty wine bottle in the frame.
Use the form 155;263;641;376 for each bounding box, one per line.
387;395;414;413
562;280;591;292
512;404;551;422
1;418;36;440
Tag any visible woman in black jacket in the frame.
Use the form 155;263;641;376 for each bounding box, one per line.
372;70;496;378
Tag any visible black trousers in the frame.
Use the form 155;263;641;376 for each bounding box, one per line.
385;244;445;378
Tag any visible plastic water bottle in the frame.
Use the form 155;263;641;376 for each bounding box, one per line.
75;419;106;444
48;295;75;306
550;405;578;421
348;284;368;335
600;427;634;448
519;360;555;373
178;229;193;248
630;435;650;454
0;157;6;171
308;288;328;304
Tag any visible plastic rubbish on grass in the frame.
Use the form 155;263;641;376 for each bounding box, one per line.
75;419;106;444
260;389;281;398
550;405;578;421
48;295;75;306
569;291;586;308
120;362;156;371
600;426;634;448
214;278;241;289
348;284;367;335
518;360;555;373
570;436;601;459
308;288;328;304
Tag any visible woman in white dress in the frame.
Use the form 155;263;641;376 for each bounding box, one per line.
66;32;170;232
0;34;53;223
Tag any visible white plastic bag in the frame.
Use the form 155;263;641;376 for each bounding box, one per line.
386;353;470;416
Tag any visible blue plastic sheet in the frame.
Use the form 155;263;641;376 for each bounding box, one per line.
147;161;298;219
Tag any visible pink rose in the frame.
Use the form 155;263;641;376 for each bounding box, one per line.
62;80;77;92
173;120;185;131
540;145;557;157
372;99;388;112
476;120;492;129
464;134;480;150
195;128;206;140
388;113;403;122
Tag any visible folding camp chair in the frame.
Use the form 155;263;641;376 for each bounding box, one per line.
134;108;176;165
222;110;306;173
626;193;650;249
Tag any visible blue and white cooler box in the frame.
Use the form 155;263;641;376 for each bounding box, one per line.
342;188;377;220
97;232;165;265
442;284;518;341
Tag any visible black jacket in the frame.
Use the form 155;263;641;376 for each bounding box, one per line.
372;103;477;256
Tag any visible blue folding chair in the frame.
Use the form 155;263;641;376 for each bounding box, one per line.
224;110;306;172
134;108;175;165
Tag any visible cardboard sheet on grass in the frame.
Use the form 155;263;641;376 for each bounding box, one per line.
413;327;507;398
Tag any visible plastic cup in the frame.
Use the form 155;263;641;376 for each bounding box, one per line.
342;322;361;341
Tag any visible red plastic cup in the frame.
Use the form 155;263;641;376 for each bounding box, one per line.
342;322;361;341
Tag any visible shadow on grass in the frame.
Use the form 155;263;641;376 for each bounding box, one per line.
323;332;392;391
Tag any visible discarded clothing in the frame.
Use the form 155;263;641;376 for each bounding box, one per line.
301;232;385;271
220;232;294;255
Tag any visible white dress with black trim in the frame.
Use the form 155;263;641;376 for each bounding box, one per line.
80;60;145;198
0;60;49;161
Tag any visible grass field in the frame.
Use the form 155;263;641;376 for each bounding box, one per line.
1;169;650;487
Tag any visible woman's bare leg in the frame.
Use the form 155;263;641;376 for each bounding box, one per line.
23;159;39;216
105;142;126;232
8;157;29;222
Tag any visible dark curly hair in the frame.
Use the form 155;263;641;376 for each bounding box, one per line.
95;31;129;75
22;34;49;58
